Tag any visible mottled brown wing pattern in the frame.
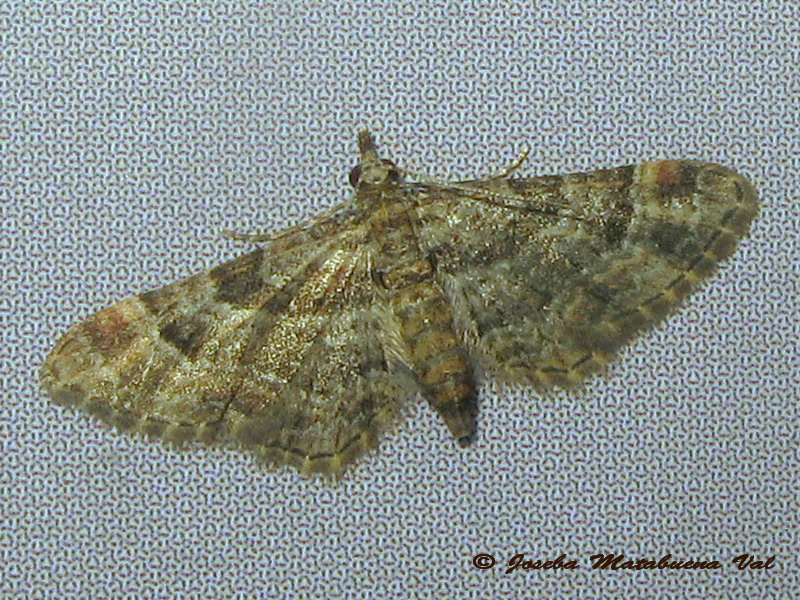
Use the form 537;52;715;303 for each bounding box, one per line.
413;160;758;386
41;129;759;477
40;215;411;475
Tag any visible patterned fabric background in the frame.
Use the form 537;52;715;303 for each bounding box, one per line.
3;1;798;597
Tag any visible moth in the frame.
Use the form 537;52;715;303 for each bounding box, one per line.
41;129;759;475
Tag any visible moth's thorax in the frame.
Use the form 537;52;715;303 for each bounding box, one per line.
364;183;422;267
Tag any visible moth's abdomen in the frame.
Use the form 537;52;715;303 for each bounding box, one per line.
368;193;478;443
387;273;477;444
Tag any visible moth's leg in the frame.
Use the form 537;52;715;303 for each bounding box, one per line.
220;199;351;244
487;144;531;179
402;142;530;191
220;228;286;243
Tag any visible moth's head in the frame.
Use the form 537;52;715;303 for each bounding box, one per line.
349;128;403;189
349;159;402;189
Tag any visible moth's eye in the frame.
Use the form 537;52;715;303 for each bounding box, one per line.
349;165;362;188
381;159;400;182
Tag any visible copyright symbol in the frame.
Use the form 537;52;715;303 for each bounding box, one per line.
473;553;496;569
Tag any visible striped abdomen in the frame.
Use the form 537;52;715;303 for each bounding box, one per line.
369;197;477;443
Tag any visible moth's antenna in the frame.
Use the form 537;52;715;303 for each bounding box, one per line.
400;167;585;221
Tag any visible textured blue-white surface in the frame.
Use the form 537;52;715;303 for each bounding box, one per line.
3;1;798;597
